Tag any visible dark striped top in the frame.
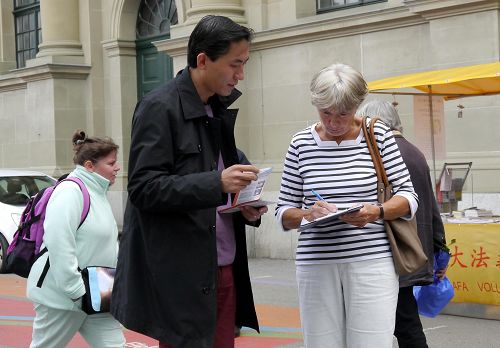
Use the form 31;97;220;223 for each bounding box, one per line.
275;118;418;265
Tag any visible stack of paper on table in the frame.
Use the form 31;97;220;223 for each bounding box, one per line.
464;208;493;218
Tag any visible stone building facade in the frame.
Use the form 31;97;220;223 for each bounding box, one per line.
1;0;499;258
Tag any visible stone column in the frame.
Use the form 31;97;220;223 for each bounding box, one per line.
35;0;83;62
185;0;246;25
0;0;16;71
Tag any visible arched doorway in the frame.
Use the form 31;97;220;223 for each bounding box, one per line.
136;0;178;98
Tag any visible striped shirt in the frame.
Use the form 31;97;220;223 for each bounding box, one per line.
275;118;418;265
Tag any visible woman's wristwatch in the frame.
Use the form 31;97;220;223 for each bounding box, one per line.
376;203;384;219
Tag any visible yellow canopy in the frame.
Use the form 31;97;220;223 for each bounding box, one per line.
368;61;500;100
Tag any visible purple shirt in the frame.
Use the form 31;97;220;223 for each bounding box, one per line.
205;105;236;266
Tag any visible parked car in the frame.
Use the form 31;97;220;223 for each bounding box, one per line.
0;170;56;273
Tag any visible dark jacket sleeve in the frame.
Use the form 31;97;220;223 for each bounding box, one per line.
432;194;446;252
127;98;224;213
425;167;446;252
237;149;250;165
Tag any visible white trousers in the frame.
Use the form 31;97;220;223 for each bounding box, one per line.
296;257;398;348
30;303;125;348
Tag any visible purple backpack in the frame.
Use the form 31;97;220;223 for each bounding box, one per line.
5;177;90;282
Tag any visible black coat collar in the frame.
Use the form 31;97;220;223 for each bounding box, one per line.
175;67;242;121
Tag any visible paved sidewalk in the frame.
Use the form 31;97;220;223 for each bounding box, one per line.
241;258;302;348
1;258;500;347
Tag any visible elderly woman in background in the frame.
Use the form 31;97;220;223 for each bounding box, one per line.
275;63;418;348
356;100;447;348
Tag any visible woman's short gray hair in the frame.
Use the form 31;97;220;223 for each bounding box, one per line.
356;100;403;132
310;63;368;113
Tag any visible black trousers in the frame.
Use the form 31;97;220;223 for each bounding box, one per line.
394;286;428;348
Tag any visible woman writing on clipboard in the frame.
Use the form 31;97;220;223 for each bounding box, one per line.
275;63;418;348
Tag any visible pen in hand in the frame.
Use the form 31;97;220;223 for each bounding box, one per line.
311;189;325;201
308;189;336;222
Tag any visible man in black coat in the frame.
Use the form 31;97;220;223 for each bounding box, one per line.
111;15;267;348
357;100;448;348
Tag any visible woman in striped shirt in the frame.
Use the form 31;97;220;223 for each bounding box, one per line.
275;63;418;348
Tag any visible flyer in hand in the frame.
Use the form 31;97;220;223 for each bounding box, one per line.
218;167;275;213
297;204;364;232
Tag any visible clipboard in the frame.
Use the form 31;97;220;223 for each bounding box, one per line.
297;204;363;232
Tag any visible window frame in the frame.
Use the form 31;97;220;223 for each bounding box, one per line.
316;0;387;14
13;0;41;68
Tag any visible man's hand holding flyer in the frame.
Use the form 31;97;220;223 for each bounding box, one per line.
218;167;274;213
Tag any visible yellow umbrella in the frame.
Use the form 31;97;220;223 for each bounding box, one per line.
367;62;500;186
368;61;500;100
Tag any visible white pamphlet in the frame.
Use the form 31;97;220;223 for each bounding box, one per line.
218;167;274;213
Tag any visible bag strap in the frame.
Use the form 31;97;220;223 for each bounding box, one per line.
362;116;393;205
367;118;390;187
362;116;382;182
60;177;91;227
36;252;49;288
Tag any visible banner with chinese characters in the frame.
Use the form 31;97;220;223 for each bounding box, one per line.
444;224;500;306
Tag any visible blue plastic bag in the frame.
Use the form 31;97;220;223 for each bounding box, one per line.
434;249;451;273
413;250;455;318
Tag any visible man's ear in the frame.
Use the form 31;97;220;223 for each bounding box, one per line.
197;52;207;70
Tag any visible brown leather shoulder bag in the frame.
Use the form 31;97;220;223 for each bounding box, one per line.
361;116;427;275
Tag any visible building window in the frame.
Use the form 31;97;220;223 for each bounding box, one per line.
136;0;178;98
136;0;178;39
317;0;386;13
13;0;41;68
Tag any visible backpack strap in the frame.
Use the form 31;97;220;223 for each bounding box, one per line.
36;250;49;288
61;177;91;227
36;177;91;288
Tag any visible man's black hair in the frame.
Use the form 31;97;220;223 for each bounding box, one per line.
187;15;254;68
